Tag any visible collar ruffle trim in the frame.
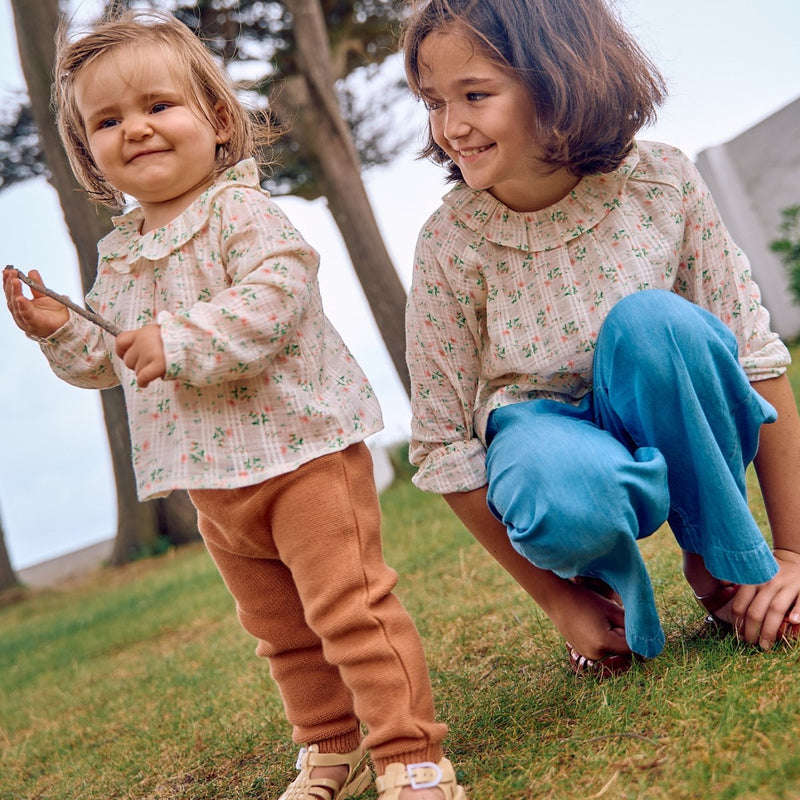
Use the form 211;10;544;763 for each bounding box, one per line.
441;144;641;253
97;159;263;271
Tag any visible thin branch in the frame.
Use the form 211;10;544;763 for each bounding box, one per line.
4;265;122;336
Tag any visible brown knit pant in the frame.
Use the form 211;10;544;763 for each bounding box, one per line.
189;442;446;772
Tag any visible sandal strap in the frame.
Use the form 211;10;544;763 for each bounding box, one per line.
694;583;739;615
566;642;633;679
296;745;364;770
280;743;371;800
376;758;466;799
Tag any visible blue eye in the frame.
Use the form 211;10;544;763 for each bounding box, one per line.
423;98;444;112
151;102;171;113
98;118;119;129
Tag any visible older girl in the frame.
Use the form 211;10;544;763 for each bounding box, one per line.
401;0;800;676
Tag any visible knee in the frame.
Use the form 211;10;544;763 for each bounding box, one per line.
500;447;669;576
496;466;633;573
602;290;735;353
596;290;738;388
301;563;398;638
507;496;636;578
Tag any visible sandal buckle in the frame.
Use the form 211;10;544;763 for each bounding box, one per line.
407;761;442;789
295;747;307;770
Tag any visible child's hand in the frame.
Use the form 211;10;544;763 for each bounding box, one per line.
731;549;800;649
116;324;167;388
548;578;631;661
3;268;70;339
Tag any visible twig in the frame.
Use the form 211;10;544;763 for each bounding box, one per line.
4;265;122;337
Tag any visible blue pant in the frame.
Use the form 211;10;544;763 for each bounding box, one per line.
485;290;778;657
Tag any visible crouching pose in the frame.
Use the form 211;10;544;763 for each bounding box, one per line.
400;0;800;677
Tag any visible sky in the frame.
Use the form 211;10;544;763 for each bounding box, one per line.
1;0;799;570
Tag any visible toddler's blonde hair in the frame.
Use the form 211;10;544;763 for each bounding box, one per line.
54;9;275;209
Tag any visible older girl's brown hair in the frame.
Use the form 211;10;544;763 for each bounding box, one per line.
401;0;667;180
54;9;276;209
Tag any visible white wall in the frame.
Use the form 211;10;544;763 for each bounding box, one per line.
696;97;800;340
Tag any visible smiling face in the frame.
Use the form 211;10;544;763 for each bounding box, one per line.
74;44;231;232
417;27;577;212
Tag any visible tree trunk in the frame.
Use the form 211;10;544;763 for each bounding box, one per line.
9;0;198;564
0;513;19;593
281;0;411;396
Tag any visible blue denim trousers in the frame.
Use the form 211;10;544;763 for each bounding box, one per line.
485;290;778;657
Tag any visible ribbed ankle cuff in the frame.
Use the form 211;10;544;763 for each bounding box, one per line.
373;744;445;775
313;729;363;756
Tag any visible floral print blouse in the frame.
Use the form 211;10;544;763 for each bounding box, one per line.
406;141;790;495
39;159;382;500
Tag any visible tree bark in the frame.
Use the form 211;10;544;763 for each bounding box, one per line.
9;0;198;565
0;513;19;592
281;0;411;395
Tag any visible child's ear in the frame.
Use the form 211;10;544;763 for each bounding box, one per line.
214;102;233;144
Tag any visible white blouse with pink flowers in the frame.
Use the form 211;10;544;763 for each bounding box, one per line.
406;141;790;495
39;159;382;500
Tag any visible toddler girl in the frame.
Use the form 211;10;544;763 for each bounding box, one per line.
400;0;800;676
3;10;466;799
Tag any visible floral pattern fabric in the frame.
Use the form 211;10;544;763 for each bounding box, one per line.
406;141;790;494
39;159;382;499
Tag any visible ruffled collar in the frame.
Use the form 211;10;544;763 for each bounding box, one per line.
97;159;263;271
441;143;641;253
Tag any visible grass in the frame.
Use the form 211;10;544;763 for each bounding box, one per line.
1;343;799;800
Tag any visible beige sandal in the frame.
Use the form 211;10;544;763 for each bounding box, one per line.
279;743;372;800
375;757;466;799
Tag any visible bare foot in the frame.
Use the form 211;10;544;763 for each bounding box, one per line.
285;744;368;800
548;577;630;662
397;788;445;799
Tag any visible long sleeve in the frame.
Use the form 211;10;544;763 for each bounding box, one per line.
673;155;789;380
406;215;489;493
157;192;320;387
39;311;119;390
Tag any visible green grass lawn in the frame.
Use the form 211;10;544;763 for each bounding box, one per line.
1;343;799;800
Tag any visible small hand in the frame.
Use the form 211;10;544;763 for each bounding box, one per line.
3;268;69;338
115;324;166;388
548;578;631;662
730;550;800;649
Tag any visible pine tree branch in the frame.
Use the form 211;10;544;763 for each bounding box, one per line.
4;265;122;336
